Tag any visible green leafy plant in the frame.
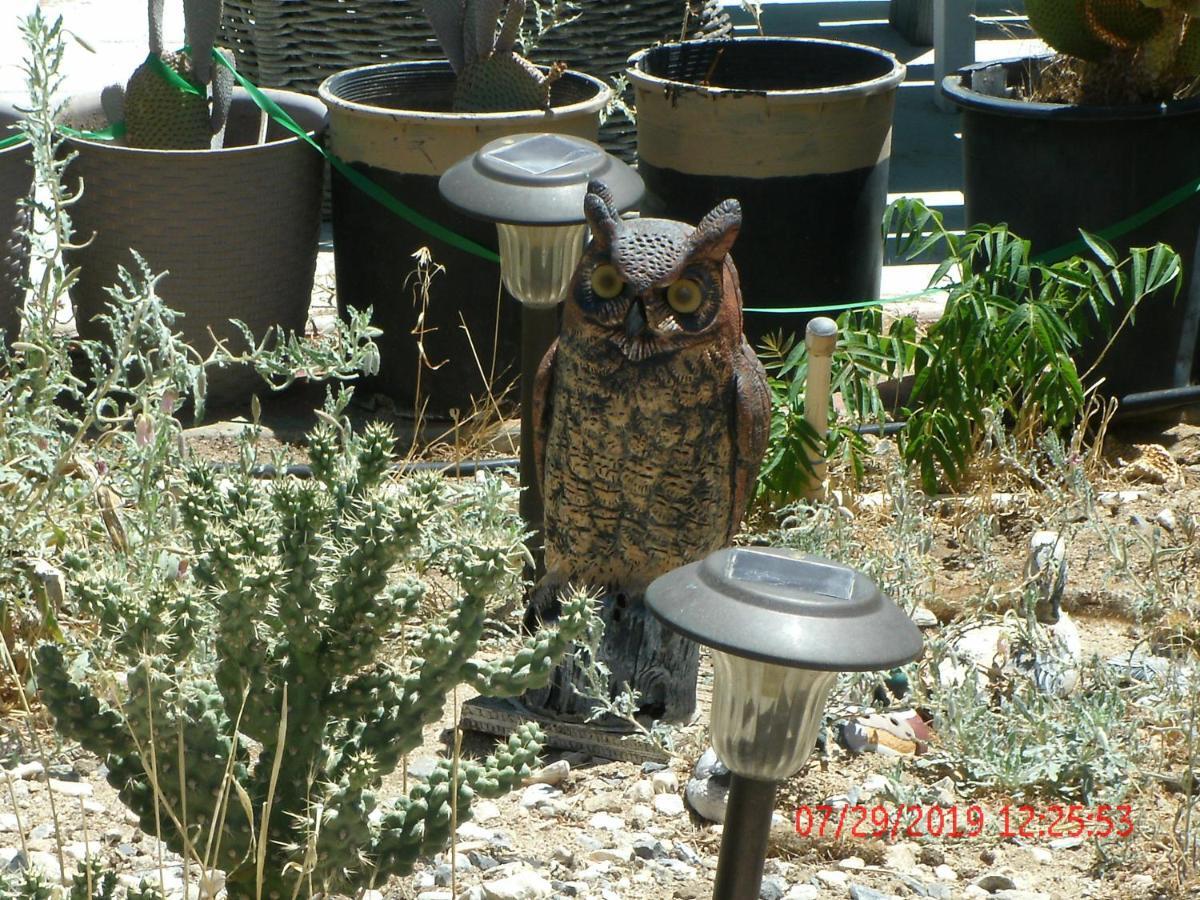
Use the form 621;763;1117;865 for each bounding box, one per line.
35;408;594;897
758;198;1182;502
757;308;915;504
1025;0;1200;103
886;197;1181;493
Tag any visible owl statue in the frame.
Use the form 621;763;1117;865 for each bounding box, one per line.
523;181;771;723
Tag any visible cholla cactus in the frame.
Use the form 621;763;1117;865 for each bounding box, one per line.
423;0;565;112
101;0;235;149
1026;0;1200;95
36;417;593;897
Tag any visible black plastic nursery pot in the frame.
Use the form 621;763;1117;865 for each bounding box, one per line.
60;88;327;407
0;102;32;343
942;57;1200;397
627;38;906;348
319;62;609;419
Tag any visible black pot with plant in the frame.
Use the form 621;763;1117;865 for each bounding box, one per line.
941;0;1200;396
319;0;609;420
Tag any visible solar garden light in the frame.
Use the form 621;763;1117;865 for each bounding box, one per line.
439;133;642;561
645;547;924;900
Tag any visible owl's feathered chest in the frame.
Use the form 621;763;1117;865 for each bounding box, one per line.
541;333;738;584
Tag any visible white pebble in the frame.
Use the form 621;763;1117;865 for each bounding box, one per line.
652;793;685;817
526;759;570;787
48;779;93;798
7;762;45;780
650;770;679;794
588;813;625;831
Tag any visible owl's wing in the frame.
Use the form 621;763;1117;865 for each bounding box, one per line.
532;338;559;490
728;337;772;541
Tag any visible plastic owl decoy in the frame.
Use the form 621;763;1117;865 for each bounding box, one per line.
523;182;771;722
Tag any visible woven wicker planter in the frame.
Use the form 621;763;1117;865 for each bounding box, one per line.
222;0;729;161
319;62;608;417
59;88;326;408
0;103;32;343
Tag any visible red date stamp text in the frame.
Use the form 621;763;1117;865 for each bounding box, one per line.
794;803;1133;840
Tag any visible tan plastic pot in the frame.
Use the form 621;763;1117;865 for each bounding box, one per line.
627;38;905;347
0;102;32;343
319;62;609;417
60;87;326;407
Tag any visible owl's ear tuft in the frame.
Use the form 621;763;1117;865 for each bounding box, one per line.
584;180;621;249
688;199;741;261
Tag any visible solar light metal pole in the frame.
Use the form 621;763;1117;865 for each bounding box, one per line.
439;134;642;571
645;548;924;900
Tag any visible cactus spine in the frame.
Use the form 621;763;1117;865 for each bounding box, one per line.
37;417;594;897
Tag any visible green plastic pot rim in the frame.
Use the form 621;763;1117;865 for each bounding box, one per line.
318;60;611;125
941;55;1200;122
626;37;906;105
58;87;328;156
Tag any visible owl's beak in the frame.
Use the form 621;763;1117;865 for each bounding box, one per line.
624;299;648;340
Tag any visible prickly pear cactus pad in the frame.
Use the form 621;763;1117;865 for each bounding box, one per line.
423;0;563;112
1025;0;1200;102
112;0;236;149
36;415;594;897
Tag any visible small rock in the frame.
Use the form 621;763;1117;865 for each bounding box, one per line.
918;846;945;867
1019;845;1052;865
974;873;1018;892
584;793;622;812
626;781;655;803
632;838;666;860
588;813;625;831
433;863;454;886
124;810;142;826
520;783;560;808
8;762;44;780
848;886;888;900
979;848;998;865
82;800;106;815
1129;874;1155;889
651;770;679;794
883;842;916;871
962;888;989;900
473;800;501;824
1048;835;1085;850
361;891;384;900
0;848;21;871
629;804;653;827
930;776;955;807
469;850;500;871
46;764;79;782
653;793;685;817
456;822;493;842
481;870;553;900
685;748;731;823
933;864;958;881
641;762;668;774
526;759;570;787
758;875;787;900
589;846;634;864
993;892;1050;900
48;778;92;798
911;606;938;627
860;774;890;797
0;814;17;833
783;887;819;900
407;756;440;779
551;846;575;867
815;869;848;887
416;892;451;900
837;856;866;870
29;823;54;841
1156;508;1178;532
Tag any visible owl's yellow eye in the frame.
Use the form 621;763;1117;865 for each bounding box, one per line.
666;278;703;314
590;264;625;299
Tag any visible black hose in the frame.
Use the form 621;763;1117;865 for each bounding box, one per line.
210;457;519;480
211;386;1197;481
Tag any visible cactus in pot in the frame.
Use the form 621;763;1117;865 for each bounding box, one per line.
100;0;236;149
1025;0;1200;100
423;0;566;112
36;414;595;897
